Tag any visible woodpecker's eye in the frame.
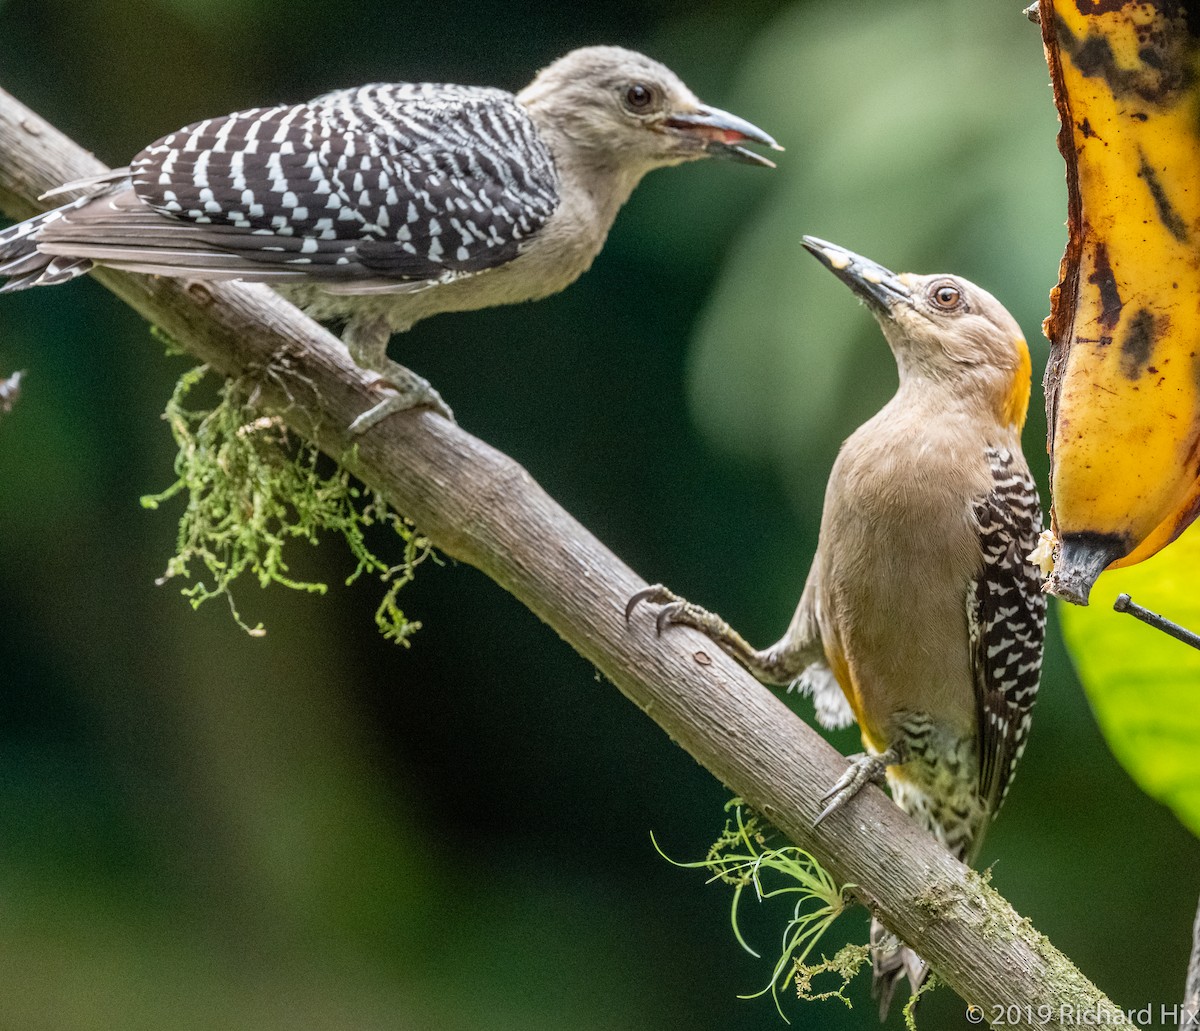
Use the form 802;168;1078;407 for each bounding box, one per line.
929;283;964;311
623;83;657;112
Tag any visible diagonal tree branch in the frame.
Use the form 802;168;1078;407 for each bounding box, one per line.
0;85;1137;1030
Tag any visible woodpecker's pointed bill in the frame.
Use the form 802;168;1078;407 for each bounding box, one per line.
802;236;912;310
664;107;782;166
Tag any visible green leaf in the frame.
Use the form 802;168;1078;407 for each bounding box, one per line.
1058;525;1200;838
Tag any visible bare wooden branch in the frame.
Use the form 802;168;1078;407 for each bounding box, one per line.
0;84;1136;1030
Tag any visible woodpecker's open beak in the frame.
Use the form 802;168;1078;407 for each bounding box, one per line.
802;236;912;310
665;106;783;167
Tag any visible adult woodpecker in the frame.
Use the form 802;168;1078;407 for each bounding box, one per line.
0;46;779;430
628;237;1045;1017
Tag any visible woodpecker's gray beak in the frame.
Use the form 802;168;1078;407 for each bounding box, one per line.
665;106;782;167
802;236;912;311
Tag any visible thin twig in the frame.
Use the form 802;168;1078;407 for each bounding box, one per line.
1114;594;1200;652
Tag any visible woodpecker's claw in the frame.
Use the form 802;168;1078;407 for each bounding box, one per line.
814;748;901;825
625;585;751;661
624;584;683;624
348;365;455;435
623;585;716;637
655;602;693;635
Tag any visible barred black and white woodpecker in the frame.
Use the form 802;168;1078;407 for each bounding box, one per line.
0;46;779;430
627;237;1046;1018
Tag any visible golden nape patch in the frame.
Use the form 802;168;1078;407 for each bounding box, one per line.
1001;336;1032;431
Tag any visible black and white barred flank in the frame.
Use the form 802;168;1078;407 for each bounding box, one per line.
888;713;985;861
968;445;1047;814
885;446;1045;864
1;83;561;291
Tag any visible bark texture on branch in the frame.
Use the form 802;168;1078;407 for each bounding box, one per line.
0;85;1133;1029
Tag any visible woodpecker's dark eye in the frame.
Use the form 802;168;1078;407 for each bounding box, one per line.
623;83;656;112
929;283;963;310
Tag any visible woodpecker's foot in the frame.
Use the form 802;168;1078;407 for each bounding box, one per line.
626;584;791;682
626;584;683;626
348;365;454;435
625;584;730;639
815;747;902;825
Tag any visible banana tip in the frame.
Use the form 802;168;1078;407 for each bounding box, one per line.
1042;531;1128;607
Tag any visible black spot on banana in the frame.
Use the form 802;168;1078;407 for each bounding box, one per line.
1040;0;1200;605
1087;242;1123;330
1138;153;1190;242
1119;309;1159;380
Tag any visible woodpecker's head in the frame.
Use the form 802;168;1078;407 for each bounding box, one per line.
517;46;781;175
802;236;1032;430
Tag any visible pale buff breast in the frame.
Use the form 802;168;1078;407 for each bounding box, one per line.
814;397;1016;751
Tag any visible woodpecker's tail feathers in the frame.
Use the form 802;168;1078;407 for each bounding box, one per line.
0;207;91;292
871;917;928;1021
0;191;114;293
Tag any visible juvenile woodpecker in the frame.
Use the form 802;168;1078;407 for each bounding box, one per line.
0;46;779;430
628;237;1045;1017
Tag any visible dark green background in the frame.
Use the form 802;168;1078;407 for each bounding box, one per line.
0;0;1195;1027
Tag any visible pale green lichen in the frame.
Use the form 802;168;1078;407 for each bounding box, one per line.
903;971;939;1029
653;799;859;1023
793;942;869;1008
141;362;430;642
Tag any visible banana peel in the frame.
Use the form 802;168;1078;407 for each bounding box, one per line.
1039;0;1200;605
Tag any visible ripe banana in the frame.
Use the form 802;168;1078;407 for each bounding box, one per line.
1039;0;1200;605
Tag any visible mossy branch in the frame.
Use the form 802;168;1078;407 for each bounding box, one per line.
0;84;1139;1030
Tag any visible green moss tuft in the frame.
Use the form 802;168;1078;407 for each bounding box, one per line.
903;971;938;1029
794;942;869;1008
653;799;859;1023
141;363;430;642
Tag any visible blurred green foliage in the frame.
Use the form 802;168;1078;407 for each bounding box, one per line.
1061;526;1200;840
0;0;1197;1028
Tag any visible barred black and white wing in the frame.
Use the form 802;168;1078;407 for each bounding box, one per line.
968;446;1046;815
0;184;124;292
33;83;561;286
